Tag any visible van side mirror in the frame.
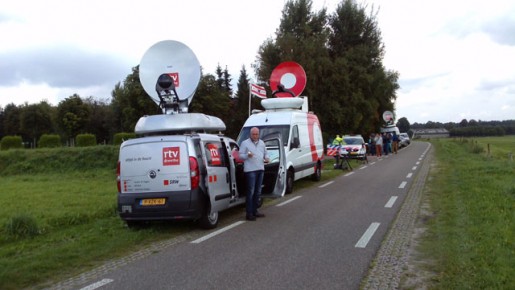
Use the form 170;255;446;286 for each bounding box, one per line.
291;137;300;149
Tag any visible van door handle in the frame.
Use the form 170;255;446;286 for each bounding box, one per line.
226;172;229;183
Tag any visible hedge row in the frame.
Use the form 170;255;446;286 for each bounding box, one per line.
0;133;137;150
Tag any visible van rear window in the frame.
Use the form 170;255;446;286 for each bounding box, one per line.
204;142;226;167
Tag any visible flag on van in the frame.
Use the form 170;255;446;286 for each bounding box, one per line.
250;83;267;98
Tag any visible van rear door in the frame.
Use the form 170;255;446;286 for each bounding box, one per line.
119;138;191;193
261;135;286;198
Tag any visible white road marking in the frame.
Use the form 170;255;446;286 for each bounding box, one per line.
412;166;417;170
359;166;368;170
319;181;334;188
406;173;413;178
276;196;302;207
191;221;245;244
355;222;380;248
369;162;376;165
399;181;407;188
416;161;420;165
385;196;398;208
80;279;114;290
344;172;355;177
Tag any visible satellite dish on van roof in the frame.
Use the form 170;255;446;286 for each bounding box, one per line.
382;110;395;125
269;61;306;98
139;40;201;114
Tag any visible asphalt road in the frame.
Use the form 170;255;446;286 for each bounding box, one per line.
52;141;431;290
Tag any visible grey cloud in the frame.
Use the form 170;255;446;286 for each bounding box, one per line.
0;12;13;22
399;72;450;92
0;45;132;88
478;77;515;92
444;9;515;46
482;16;515;46
0;12;25;24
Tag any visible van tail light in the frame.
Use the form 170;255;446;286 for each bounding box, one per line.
116;160;121;193
189;157;199;189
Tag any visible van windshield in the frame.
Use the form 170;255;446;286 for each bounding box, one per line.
237;125;290;147
343;137;364;145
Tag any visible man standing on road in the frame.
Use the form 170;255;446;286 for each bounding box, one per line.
239;127;269;221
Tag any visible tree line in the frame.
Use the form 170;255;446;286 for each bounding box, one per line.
396;117;515;137
2;0;402;148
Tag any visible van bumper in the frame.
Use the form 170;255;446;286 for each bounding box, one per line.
117;188;203;221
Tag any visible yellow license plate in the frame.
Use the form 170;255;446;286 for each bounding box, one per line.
140;198;166;206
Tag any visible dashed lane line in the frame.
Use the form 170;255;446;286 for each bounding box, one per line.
385;196;398;208
191;221;245;244
319;181;334;188
79;279;114;290
276;196;302;207
355;222;381;248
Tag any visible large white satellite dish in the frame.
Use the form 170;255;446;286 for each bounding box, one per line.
139;40;201;114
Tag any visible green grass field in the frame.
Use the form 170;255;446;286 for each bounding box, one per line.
414;136;515;289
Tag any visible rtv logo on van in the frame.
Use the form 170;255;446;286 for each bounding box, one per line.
207;143;221;165
162;147;180;166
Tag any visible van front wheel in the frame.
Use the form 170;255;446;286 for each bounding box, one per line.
312;162;321;181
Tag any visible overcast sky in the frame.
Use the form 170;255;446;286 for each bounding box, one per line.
1;0;514;124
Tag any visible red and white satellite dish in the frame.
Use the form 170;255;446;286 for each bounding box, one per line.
383;110;394;123
269;61;306;98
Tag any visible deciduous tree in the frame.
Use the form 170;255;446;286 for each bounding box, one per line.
19;101;54;147
56;94;91;143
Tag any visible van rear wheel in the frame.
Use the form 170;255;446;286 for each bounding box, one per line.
286;169;294;194
311;162;321;181
197;194;219;229
199;202;219;229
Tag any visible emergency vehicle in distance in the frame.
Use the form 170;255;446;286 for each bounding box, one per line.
116;40;286;229
237;62;324;194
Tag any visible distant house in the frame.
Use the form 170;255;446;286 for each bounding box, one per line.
412;128;450;139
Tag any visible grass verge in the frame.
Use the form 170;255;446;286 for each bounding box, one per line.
416;137;514;289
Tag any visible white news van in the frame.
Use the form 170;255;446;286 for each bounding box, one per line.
237;97;324;193
380;124;400;136
116;40;286;229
